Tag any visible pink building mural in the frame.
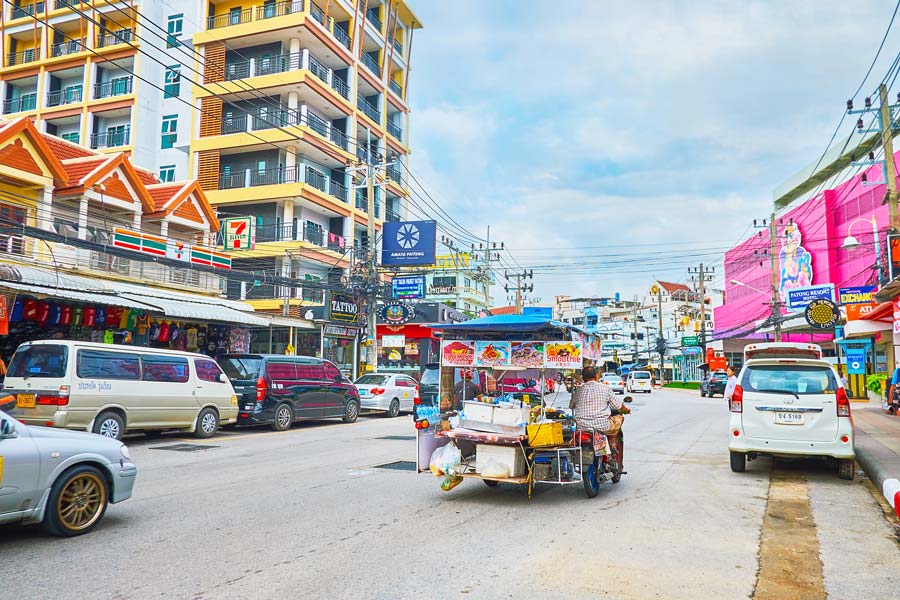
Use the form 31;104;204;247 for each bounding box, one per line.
714;158;891;340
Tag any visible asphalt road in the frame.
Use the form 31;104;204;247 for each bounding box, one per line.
1;388;898;600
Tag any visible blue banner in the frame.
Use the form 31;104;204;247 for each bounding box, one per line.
523;306;552;319
381;221;437;266
838;285;877;305
785;284;835;312
682;346;702;355
846;348;867;375
391;276;425;299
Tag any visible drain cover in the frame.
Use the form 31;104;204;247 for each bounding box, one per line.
376;435;415;441
374;460;417;471
149;444;219;452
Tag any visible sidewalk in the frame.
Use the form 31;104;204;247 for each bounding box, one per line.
853;402;900;517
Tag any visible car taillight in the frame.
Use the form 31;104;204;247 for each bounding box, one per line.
730;385;743;413
371;387;385;395
577;431;593;444
837;387;851;417
414;396;421;405
37;394;68;406
256;377;267;401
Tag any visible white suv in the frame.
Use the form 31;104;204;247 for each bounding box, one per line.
627;371;652;393
728;349;854;479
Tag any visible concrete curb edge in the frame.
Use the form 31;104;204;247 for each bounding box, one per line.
854;429;900;517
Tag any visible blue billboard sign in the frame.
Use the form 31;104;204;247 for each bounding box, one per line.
523;306;553;319
381;220;437;266
845;348;867;375
785;284;835;312
682;346;702;355
838;286;877;305
391;276;425;299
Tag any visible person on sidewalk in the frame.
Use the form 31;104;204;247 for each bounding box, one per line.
724;366;739;406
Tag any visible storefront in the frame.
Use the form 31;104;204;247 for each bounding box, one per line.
248;315;320;356
304;293;363;379
376;302;467;377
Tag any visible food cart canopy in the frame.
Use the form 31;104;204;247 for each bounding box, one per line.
429;314;586;334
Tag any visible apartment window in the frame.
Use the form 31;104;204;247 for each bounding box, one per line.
61;131;80;144
433;276;456;289
107;125;127;147
159;164;176;182
228;7;242;25
161;114;177;149
164;65;181;98
167;13;183;48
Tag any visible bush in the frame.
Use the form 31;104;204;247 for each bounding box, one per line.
866;373;887;394
664;382;701;390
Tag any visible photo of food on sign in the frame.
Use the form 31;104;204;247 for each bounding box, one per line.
475;341;511;367
544;341;583;368
510;341;545;368
441;340;476;366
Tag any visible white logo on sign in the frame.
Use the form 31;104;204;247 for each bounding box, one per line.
396;223;420;249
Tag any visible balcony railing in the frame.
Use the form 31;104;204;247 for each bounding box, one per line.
208;8;251;29
385;210;400;223
361;52;381;76
304;224;324;246
331;76;350;99
366;8;382;31
94;77;133;99
387;120;402;141
11;1;43;19
2;93;37;114
51;38;86;57
355;189;367;211
329;179;347;202
390;36;402;55
216;164;347;203
356;146;382;164
97;28;135;48
389;79;403;98
7;48;38;66
305;166;327;193
90;127;131;149
334;26;351;50
224;61;251;80
386;164;402;184
46;86;82;107
330;127;349;151
221;114;249;135
252;108;295;131
307;53;330;85
54;0;80;8
309;2;326;26
225;53;301;80
357;96;380;122
256;0;303;20
307;111;328;137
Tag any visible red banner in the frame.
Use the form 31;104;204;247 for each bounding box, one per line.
0;293;14;336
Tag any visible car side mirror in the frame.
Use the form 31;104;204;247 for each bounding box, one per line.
218;373;229;384
0;417;16;438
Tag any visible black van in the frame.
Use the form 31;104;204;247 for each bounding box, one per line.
217;355;361;430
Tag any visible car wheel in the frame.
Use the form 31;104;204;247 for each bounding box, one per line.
92;411;124;441
194;407;219;439
730;452;746;473
343;400;360;423
42;465;109;537
838;458;855;480
700;388;706;397
272;403;293;431
386;398;400;418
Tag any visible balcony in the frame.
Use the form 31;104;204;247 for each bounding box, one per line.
386;164;402;184
334;26;351;50
308;2;327;27
221;114;249;135
7;49;38;67
10;1;43;19
389;35;402;55
304;224;324;246
225;53;301;80
329;127;349;150
305;166;327;193
54;0;80;8
216;163;348;204
256;0;303;20
331;76;350;100
329;179;347;202
94;77;133;99
356;146;381;164
361;53;381;77
97;28;135;48
51;38;86;57
389;79;402;98
355;189;367;211
2;93;37;114
366;8;382;32
208;8;252;30
357;96;380;122
90;127;131;149
386;120;402;141
385;209;400;223
46;86;82;107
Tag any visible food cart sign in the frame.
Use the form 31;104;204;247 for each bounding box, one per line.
474;341;511;367
511;341;545;368
441;340;476;366
544;341;582;369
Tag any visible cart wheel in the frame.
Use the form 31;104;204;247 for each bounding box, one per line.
583;459;600;498
483;480;499;488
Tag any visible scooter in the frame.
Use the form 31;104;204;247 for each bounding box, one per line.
577;426;626;498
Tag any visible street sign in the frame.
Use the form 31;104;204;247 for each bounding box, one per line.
785;284;835;312
222;216;255;250
681;336;699;347
838;285;876;305
523;306;553;319
682;346;701;355
391;276;425;299
804;298;839;330
381;220;437;266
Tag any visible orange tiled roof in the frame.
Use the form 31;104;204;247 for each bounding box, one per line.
658;281;690;294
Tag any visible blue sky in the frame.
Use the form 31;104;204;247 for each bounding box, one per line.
406;0;900;304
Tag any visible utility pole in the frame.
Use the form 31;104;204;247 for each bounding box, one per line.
504;270;533;314
752;216;787;342
879;84;900;229
688;264;715;350
631;304;640;362
657;284;664;383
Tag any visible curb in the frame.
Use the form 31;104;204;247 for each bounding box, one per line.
854;430;900;518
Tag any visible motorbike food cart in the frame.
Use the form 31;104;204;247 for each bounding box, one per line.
414;314;622;498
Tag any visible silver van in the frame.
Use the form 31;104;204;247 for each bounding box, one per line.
4;340;238;440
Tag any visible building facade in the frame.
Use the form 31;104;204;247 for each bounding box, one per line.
424;252;492;315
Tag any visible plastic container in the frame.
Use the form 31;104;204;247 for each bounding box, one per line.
527;421;564;447
475;444;526;477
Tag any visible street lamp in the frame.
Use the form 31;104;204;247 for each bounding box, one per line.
841;215;883;284
730;279;769;295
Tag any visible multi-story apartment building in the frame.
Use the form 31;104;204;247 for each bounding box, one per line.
0;0;204;182
424;252;492;315
189;0;421;315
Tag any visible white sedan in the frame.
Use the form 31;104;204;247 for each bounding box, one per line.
601;373;625;394
355;373;419;418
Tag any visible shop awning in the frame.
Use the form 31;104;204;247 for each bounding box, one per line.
860;301;893;322
432;314;585;334
841;319;891;339
116;295;268;326
0;281;151;310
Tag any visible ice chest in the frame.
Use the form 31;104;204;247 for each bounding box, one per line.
463;401;530;427
475;443;526;477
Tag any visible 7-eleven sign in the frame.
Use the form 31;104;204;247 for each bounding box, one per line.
166;240;192;262
223;217;256;250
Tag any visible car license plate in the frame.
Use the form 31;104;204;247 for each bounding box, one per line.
774;412;804;425
359;390;370;396
16;394;35;408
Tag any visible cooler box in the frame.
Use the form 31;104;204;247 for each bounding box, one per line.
475;443;526;477
463;401;530;427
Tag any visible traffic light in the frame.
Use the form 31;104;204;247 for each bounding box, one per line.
655;336;667;356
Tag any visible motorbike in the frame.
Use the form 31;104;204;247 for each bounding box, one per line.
574;408;628;498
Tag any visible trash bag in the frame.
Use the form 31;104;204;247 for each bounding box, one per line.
480;459;509;479
429;443;462;477
441;474;464;491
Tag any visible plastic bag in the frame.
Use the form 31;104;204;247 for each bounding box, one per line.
480;459;509;478
429;443;462;477
440;474;463;491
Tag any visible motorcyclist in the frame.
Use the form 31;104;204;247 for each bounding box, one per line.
569;366;626;463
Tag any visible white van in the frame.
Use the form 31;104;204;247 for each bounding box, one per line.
627;371;652;393
4;340;238;440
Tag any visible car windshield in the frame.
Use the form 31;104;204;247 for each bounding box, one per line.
420;367;439;387
218;356;263;380
741;364;837;395
7;344;68;378
356;375;389;385
633;372;651;379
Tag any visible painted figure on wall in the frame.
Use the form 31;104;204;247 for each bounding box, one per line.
779;225;814;301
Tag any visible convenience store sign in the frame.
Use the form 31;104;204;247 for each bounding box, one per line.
113;228;231;270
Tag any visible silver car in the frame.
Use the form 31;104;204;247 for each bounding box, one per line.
355;373;419;417
0;410;136;537
601;373;625;394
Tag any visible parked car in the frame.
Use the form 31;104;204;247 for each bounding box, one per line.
218;354;361;430
728;343;854;479
700;371;728;397
356;373;419;417
0;409;136;537
601;373;625;394
5;341;238;441
626;371;652;393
